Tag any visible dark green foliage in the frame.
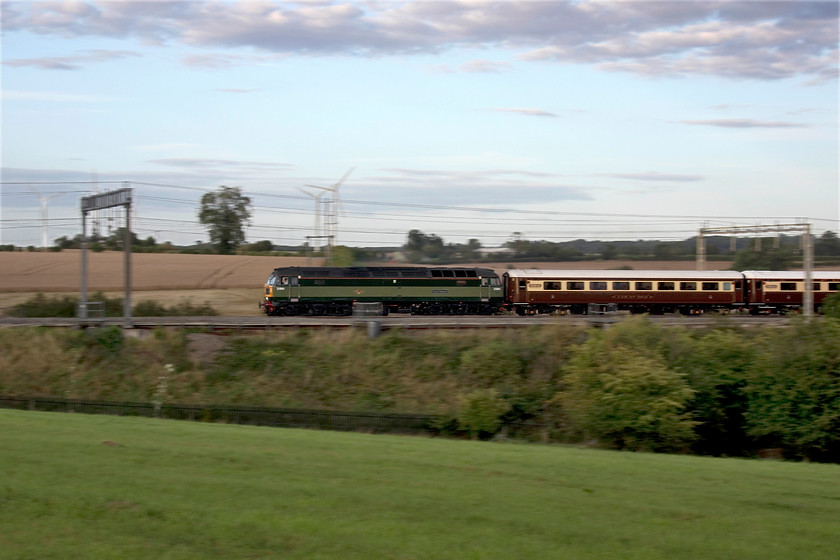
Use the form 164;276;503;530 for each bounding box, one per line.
815;230;840;257
249;240;274;252
10;293;218;317
457;388;509;439
823;292;840;319
134;299;219;317
680;329;754;457
3;319;840;462
198;186;252;255
86;326;124;354
10;293;79;317
743;319;840;462
730;246;796;270
557;319;698;452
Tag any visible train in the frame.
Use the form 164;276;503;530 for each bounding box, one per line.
260;266;840;316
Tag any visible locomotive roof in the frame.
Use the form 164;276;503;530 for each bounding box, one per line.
270;266;498;278
503;269;743;280
741;270;840;280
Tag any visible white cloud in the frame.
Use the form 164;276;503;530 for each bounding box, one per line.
489;107;558;118
680;119;810;129
2;1;836;81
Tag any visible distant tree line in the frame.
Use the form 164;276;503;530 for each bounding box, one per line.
402;229;840;269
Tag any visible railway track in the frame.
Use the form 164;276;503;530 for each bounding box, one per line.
0;314;795;332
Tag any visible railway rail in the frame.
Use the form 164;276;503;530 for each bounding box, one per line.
0;314;795;332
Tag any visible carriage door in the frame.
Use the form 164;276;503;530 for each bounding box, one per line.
752;279;763;305
284;276;300;302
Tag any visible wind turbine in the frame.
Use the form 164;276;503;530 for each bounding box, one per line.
297;186;327;253
305;167;355;260
27;187;62;250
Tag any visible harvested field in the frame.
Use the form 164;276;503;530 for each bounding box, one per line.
0;250;733;316
0;250;324;292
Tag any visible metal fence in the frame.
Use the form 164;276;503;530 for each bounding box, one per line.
0;395;440;434
0;394;550;439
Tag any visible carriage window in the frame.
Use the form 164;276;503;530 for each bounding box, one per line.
780;283;797;291
519;280;527;290
701;282;719;291
829;283;840;291
723;282;732;291
812;283;821;291
636;282;652;290
613;282;630;290
680;282;697;291
658;282;675;291
568;281;585;290
590;281;608;290
544;281;562;290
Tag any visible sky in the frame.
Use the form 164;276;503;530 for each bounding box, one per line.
1;0;838;249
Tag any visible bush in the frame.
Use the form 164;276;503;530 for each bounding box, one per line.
10;294;218;318
822;292;840;319
557;321;698;452
457;388;509;440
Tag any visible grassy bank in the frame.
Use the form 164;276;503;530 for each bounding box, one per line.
1;410;838;560
2;318;839;460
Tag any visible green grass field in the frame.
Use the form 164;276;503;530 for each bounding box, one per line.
1;410;838;559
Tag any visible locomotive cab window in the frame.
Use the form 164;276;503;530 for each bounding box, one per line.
636;282;652;290
658;282;675;291
280;276;289;285
613;282;630;290
490;277;501;286
680;282;697;291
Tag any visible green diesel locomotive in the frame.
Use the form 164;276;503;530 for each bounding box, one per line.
260;266;503;316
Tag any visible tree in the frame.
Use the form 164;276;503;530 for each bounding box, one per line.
249;240;274;253
730;246;795;271
815;231;840;257
198;186;252;255
557;320;697;452
404;230;444;261
744;320;840;462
